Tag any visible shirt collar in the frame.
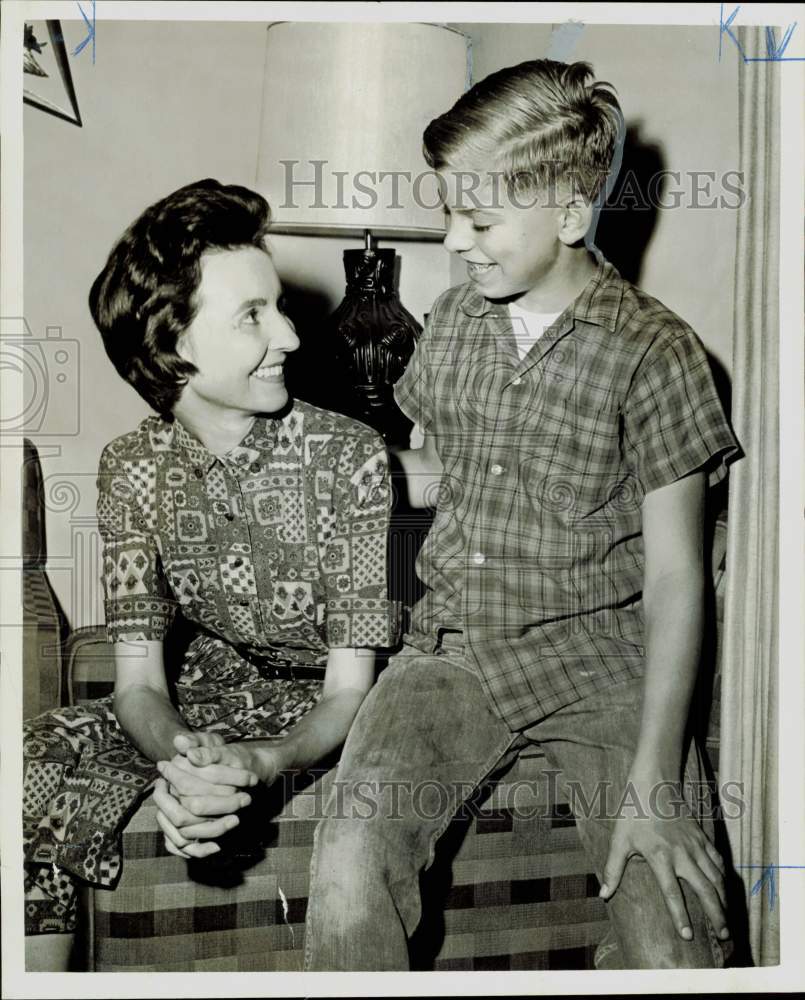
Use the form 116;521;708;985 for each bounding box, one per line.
150;414;279;475
458;256;625;334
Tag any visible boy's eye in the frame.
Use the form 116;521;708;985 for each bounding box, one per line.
472;224;491;233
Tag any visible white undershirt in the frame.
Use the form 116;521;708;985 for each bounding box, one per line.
508;301;562;361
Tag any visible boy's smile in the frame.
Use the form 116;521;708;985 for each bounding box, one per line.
438;170;595;312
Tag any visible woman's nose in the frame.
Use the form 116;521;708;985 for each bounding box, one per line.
272;314;300;354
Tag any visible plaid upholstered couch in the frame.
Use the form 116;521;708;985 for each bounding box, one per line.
56;509;728;973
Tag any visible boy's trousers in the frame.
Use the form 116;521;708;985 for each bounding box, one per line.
303;638;732;970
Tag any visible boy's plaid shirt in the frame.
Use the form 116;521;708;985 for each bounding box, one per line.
394;259;741;730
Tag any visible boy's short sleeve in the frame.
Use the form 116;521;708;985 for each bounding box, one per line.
323;429;400;649
97;444;179;643
394;311;435;432
622;330;742;494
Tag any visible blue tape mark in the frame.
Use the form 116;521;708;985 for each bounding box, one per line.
73;0;96;64
719;3;805;62
734;864;805;911
547;21;586;62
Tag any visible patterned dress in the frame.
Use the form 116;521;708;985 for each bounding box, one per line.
24;400;398;934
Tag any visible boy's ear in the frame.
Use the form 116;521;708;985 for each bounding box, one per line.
557;197;594;246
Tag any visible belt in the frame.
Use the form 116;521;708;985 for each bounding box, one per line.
235;644;326;681
433;626;464;654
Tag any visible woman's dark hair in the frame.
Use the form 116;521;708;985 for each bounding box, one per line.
89;178;272;417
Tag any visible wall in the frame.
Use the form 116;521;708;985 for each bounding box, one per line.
452;22;739;373
23;19;450;629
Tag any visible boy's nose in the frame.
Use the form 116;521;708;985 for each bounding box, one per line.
443;214;474;254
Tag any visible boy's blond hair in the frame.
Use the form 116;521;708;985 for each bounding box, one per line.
423;59;622;204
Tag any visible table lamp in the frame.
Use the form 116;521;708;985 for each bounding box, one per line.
256;21;470;444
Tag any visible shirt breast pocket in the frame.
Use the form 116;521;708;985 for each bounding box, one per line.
523;371;626;522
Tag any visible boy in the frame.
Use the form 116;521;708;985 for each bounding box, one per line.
303;60;741;970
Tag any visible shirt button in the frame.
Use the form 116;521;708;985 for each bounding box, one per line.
490;463;504;476
472;552;486;566
225;512;235;521
511;377;522;386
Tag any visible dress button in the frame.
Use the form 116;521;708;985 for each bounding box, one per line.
193;467;204;478
249;462;261;474
232;557;243;568
490;463;504;476
472;552;486;566
225;512;235;521
511;377;522;386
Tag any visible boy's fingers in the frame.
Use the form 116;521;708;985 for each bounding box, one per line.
682;861;730;938
703;840;727;873
599;838;628;898
649;857;693;939
695;851;728;909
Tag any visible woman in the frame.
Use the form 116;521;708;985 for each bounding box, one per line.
23;179;397;970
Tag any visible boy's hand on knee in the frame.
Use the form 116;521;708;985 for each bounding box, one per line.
598;785;730;944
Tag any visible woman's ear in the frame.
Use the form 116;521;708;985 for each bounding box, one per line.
558;197;595;246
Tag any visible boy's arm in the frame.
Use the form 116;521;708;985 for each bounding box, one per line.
598;470;730;944
391;431;443;508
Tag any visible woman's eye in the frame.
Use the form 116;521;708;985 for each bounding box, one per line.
243;307;260;325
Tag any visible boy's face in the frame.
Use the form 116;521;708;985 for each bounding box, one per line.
439;170;579;308
175;246;299;417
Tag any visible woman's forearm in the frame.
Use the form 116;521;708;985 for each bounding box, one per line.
251;687;367;780
114;685;193;763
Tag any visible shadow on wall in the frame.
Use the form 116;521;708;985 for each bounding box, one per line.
593;123;664;288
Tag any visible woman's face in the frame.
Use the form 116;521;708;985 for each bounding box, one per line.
175;246;299;418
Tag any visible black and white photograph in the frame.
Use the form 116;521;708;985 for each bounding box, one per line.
1;1;803;996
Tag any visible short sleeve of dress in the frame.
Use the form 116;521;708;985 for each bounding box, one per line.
622;328;742;494
96;443;179;643
322;428;400;648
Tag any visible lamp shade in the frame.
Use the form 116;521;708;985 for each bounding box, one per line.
256;22;470;239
